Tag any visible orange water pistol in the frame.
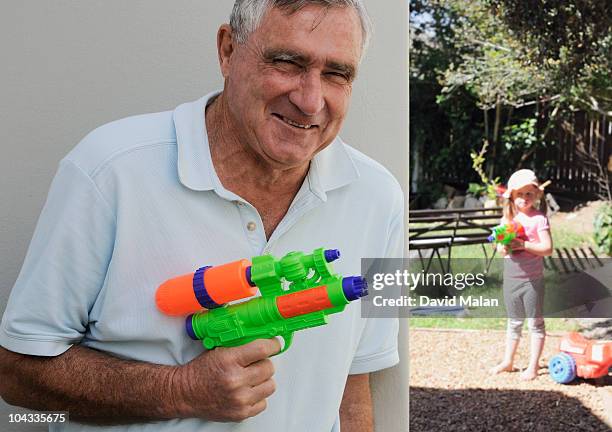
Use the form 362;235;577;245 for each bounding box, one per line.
156;248;368;354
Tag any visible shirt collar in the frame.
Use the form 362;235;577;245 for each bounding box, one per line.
173;91;219;192
308;137;360;201
172;91;360;199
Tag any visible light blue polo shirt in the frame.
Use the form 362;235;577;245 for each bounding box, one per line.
1;91;403;432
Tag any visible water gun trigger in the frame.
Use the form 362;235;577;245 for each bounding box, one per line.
275;333;294;356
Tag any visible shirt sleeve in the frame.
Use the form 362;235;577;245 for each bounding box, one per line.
0;159;115;356
349;190;403;374
537;215;550;231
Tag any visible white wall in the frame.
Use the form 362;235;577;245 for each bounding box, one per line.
0;2;408;431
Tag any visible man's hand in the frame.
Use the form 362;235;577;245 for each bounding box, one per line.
171;338;280;422
0;339;279;424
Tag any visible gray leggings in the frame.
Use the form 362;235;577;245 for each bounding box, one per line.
503;277;545;340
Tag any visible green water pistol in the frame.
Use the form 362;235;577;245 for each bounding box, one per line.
156;248;368;354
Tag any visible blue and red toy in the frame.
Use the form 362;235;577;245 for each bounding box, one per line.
549;332;612;384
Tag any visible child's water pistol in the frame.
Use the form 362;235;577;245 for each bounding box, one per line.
155;248;368;354
487;221;526;252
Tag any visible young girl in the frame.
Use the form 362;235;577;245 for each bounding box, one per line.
490;169;553;380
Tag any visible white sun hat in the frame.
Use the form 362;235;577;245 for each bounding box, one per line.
503;169;540;198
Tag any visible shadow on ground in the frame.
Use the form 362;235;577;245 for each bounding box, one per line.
409;386;610;431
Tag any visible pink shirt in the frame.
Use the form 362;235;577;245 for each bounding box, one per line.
504;210;550;280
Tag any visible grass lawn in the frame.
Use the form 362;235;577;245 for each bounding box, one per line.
551;225;597;250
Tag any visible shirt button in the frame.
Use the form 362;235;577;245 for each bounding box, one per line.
247;222;257;231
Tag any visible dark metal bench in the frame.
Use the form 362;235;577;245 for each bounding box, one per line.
408;207;503;273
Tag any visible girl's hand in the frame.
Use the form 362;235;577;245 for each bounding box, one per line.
496;243;508;257
509;238;525;252
516;230;553;256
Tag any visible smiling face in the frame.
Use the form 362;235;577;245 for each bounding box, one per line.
512;184;541;212
218;5;363;169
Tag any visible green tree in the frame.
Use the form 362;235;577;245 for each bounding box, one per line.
410;0;484;196
488;0;612;116
434;0;552;178
410;0;551;189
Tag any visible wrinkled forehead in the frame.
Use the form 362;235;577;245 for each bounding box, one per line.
272;2;353;21
254;5;363;61
271;3;364;40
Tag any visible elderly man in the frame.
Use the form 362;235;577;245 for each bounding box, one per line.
0;1;403;431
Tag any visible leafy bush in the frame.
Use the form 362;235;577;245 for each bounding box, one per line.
593;203;612;256
470;140;501;200
502;118;537;151
418;182;446;208
468;182;486;197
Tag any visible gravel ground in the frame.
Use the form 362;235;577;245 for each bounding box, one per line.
409;329;612;432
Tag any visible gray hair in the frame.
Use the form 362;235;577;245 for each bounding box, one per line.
230;0;372;54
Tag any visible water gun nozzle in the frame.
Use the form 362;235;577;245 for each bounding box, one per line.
342;276;368;301
324;249;341;263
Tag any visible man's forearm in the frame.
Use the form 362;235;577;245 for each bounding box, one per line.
0;345;179;424
340;373;373;432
